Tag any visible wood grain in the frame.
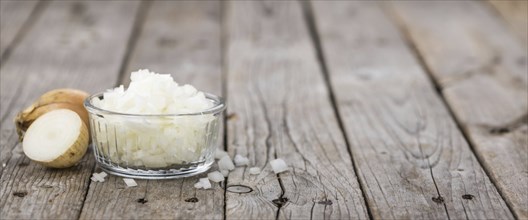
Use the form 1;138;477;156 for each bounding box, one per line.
79;1;224;219
390;1;527;219
0;1;140;219
0;0;40;61
224;1;369;219
312;1;515;219
489;0;528;45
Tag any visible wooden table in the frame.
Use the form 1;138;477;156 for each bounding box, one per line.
1;1;526;219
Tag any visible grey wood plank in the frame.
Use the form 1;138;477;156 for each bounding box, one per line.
0;1;140;218
313;1;515;219
78;1;224;219
390;1;527;219
225;1;369;219
489;0;528;45
0;0;40;60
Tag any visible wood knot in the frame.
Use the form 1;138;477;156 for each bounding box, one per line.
272;197;288;207
432;196;444;204
462;194;474;200
136;198;148;204
226;185;252;194
13;191;28;197
185;197;199;203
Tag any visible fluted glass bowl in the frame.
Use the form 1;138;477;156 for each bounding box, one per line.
84;92;225;179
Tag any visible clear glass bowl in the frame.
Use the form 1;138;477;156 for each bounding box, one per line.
84;92;225;179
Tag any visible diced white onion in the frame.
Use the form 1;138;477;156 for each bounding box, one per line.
270;158;288;174
98;171;108;178
215;148;229;160
218;155;235;171
199;178;211;189
123;178;138;187
194;181;203;189
93;70;217;168
234;154;250;166
220;170;229;177
208;171;225;183
249;167;261;175
91;172;107;182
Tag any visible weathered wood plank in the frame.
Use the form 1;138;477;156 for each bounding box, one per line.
312;1;515;219
0;1;140;219
0;0;40;60
225;1;369;219
489;0;528;45
390;1;527;219
79;1;224;219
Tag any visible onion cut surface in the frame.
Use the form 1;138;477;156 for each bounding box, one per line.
22;109;89;168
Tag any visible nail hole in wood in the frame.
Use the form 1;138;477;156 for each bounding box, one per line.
462;194;474;200
432;196;444;204
137;198;148;204
272;197;288;207
185;197;199;203
13;191;27;197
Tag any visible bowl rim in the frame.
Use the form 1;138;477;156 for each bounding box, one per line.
84;92;226;117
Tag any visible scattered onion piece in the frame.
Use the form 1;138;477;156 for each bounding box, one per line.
270;158;288;174
234;154;250;166
215;149;228;160
123;178;138;187
208;171;224;183
218;155;235;171
249;167;261;175
199;178;211;189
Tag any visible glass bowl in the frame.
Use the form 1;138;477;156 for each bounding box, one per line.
84;92;225;179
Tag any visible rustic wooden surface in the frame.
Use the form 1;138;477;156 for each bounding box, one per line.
224;1;368;219
314;1;514;219
0;1;526;219
0;0;40;61
390;1;527;219
489;0;528;45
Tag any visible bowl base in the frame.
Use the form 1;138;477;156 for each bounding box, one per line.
97;161;213;179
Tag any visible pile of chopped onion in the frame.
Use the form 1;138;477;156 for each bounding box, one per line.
92;70;217;168
192;151;290;190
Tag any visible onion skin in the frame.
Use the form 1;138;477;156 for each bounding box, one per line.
37;121;89;168
14;88;90;141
